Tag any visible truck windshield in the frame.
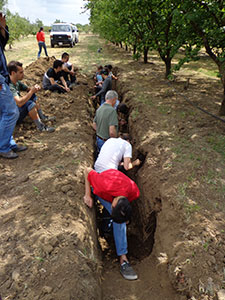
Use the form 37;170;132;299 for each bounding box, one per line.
51;25;71;32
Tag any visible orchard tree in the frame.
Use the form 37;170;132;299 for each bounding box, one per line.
35;18;43;29
6;10;36;48
0;0;7;10
183;0;225;115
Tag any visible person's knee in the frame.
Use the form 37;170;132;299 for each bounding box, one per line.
27;101;36;112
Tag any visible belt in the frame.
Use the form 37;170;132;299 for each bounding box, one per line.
97;135;108;142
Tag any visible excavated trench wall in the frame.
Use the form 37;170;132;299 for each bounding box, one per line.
87;76;159;263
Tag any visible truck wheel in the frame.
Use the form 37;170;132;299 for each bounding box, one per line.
70;42;73;48
51;43;54;48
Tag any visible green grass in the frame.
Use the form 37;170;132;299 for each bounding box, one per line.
130;108;139;120
207;134;225;159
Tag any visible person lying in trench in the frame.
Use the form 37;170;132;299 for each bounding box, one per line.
83;167;140;281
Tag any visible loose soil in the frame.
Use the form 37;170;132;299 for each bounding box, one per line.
1;34;225;300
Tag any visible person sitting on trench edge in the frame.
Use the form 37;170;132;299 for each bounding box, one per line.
61;52;76;88
83;167;140;281
43;59;70;94
8;61;55;133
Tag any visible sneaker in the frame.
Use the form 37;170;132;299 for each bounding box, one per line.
41;115;56;122
39;125;55;133
12;145;28;152
0;150;18;159
120;262;138;280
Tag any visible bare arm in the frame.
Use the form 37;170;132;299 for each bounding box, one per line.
92;122;97;131
109;125;117;138
13;85;39;107
83;167;94;208
123;157;141;171
60;76;70;92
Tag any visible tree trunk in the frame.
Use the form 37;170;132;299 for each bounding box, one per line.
218;65;225;115
143;47;149;64
125;44;128;51
120;42;123;48
133;45;136;55
116;43;119;46
165;58;172;78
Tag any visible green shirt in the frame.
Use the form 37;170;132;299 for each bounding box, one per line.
94;103;118;139
9;81;28;97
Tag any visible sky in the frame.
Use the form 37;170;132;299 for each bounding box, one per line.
6;0;90;25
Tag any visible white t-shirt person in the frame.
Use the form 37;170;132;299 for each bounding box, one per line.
94;137;132;173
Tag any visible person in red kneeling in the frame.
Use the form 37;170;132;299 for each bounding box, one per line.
84;167;140;281
36;27;48;59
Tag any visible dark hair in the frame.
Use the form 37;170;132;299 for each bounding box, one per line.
97;65;103;70
117;103;129;115
53;60;63;69
7;61;23;74
62;52;69;59
107;64;112;70
39;27;43;32
100;69;109;76
111;197;132;223
121;133;131;141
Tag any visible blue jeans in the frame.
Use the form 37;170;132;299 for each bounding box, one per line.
98;197;127;256
0;78;19;152
100;95;105;105
17;94;37;124
38;41;48;58
96;136;105;152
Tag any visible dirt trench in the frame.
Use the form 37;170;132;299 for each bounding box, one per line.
2;54;223;300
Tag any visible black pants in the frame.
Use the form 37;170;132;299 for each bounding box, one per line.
61;66;76;84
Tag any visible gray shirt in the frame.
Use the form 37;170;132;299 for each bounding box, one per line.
94;103;118;140
95;76;112;99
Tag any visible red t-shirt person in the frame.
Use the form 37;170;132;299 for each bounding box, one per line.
36;31;45;42
88;169;140;202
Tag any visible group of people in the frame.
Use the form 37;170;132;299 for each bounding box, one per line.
84;65;144;280
0;16;143;281
0;18;76;159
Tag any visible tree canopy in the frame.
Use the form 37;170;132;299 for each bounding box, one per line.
86;0;225;114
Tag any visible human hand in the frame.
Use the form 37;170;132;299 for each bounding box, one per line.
34;84;41;91
133;159;141;166
0;12;6;29
31;85;39;93
83;195;93;208
91;95;96;100
65;87;70;92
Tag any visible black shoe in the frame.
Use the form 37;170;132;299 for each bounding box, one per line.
12;145;28;152
0;150;18;159
39;125;55;133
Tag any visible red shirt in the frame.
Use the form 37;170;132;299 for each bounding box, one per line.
88;169;140;202
36;31;45;42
